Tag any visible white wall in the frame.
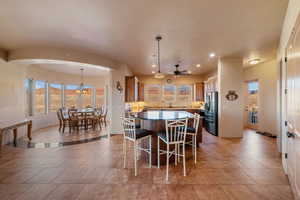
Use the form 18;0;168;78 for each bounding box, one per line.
108;65;132;135
202;69;217;81
244;59;278;135
9;47;120;70
0;59;27;144
278;0;300;58
218;58;244;138
26;65;108;88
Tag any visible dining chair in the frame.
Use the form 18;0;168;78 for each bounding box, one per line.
100;106;108;127
157;118;188;181
185;113;201;163
94;108;102;130
68;109;84;132
84;111;96;130
57;110;63;131
122;117;152;176
58;108;73;133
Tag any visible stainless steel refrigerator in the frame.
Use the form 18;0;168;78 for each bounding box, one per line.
204;91;218;136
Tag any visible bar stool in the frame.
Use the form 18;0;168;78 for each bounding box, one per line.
122;117;152;176
157;118;188;181
100;107;108;127
94;108;103;130
186;113;201;163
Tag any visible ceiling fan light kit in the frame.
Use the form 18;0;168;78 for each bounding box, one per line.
153;35;190;78
173;64;189;76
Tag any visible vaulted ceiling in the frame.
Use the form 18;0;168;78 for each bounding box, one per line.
0;0;288;74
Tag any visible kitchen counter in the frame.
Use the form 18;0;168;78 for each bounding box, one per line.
135;110;194;120
145;107;204;110
142;107;205;120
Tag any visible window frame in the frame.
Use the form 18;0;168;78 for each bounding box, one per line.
48;83;63;113
24;78;34;117
64;84;80;108
176;84;193;105
25;80;106;116
247;81;259;94
34;80;47;115
95;87;106;108
162;84;176;103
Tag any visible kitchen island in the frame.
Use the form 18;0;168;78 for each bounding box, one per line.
132;110;203;165
144;107;205;118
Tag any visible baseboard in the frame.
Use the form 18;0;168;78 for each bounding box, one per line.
256;131;277;138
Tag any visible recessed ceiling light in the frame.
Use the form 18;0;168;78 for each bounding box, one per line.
196;64;201;68
209;53;216;58
152;71;155;74
188;70;192;74
249;59;260;65
152;64;156;68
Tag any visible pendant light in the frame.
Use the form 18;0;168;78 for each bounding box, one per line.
154;36;165;79
76;68;88;95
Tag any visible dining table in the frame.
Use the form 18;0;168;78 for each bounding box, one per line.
77;108;96;114
132;110;201;165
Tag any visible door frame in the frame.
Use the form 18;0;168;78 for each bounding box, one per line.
280;56;288;174
282;12;300;175
281;13;300;200
244;79;260;130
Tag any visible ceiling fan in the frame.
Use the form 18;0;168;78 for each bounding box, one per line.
173;64;189;76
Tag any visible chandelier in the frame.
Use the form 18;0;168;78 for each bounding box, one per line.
76;68;89;95
154;35;165;79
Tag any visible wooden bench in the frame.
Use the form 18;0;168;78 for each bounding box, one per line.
0;119;32;152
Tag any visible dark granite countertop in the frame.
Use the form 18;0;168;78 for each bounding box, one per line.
133;110;194;120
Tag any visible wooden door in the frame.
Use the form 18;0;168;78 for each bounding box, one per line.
286;15;300;199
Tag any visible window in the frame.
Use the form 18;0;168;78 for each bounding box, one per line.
82;85;93;108
248;81;259;94
35;80;46;114
65;85;79;108
144;84;194;107
25;79;105;115
96;88;105;108
163;85;176;103
176;85;193;105
24;79;33;116
49;83;62;112
145;84;161;102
